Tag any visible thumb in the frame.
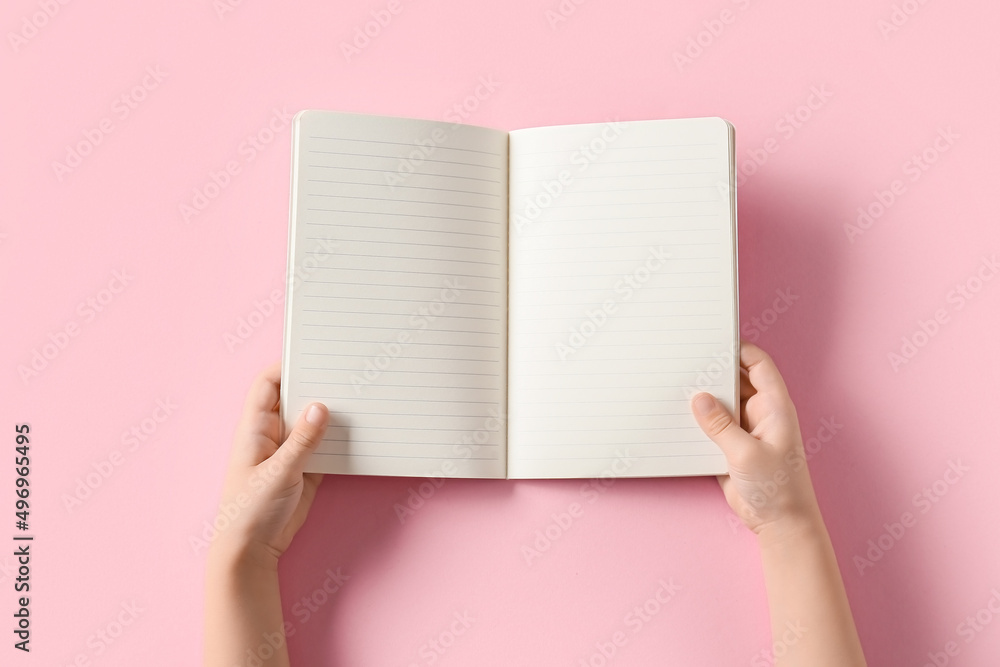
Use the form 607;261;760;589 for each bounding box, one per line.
690;392;755;461
271;403;329;481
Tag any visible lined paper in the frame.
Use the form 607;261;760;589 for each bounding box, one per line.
506;118;737;479
281;111;508;478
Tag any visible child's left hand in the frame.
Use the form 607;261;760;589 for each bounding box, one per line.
209;361;329;572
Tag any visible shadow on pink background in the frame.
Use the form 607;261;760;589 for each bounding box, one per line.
3;1;998;665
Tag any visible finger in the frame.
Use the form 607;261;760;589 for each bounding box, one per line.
265;402;329;485
690;392;759;463
297;473;325;524
303;472;324;500
739;343;793;410
233;361;284;464
739;367;756;401
282;472;326;542
739;367;754;426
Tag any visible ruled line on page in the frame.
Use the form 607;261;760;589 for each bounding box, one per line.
506;118;735;478
285;112;510;478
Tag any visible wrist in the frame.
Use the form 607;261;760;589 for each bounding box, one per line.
756;506;828;550
207;536;281;576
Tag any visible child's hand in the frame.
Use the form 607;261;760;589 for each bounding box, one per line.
690;342;822;538
209;361;329;571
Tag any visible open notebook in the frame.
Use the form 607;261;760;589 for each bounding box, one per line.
279;111;738;479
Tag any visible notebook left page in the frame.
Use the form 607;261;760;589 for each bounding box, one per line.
280;111;508;478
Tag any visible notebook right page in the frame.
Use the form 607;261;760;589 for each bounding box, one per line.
507;117;737;479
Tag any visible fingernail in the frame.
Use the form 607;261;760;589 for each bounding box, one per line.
693;393;715;415
305;404;326;425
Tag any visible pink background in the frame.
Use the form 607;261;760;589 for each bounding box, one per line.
3;1;999;665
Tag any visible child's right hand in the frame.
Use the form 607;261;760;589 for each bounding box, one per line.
690;342;823;539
